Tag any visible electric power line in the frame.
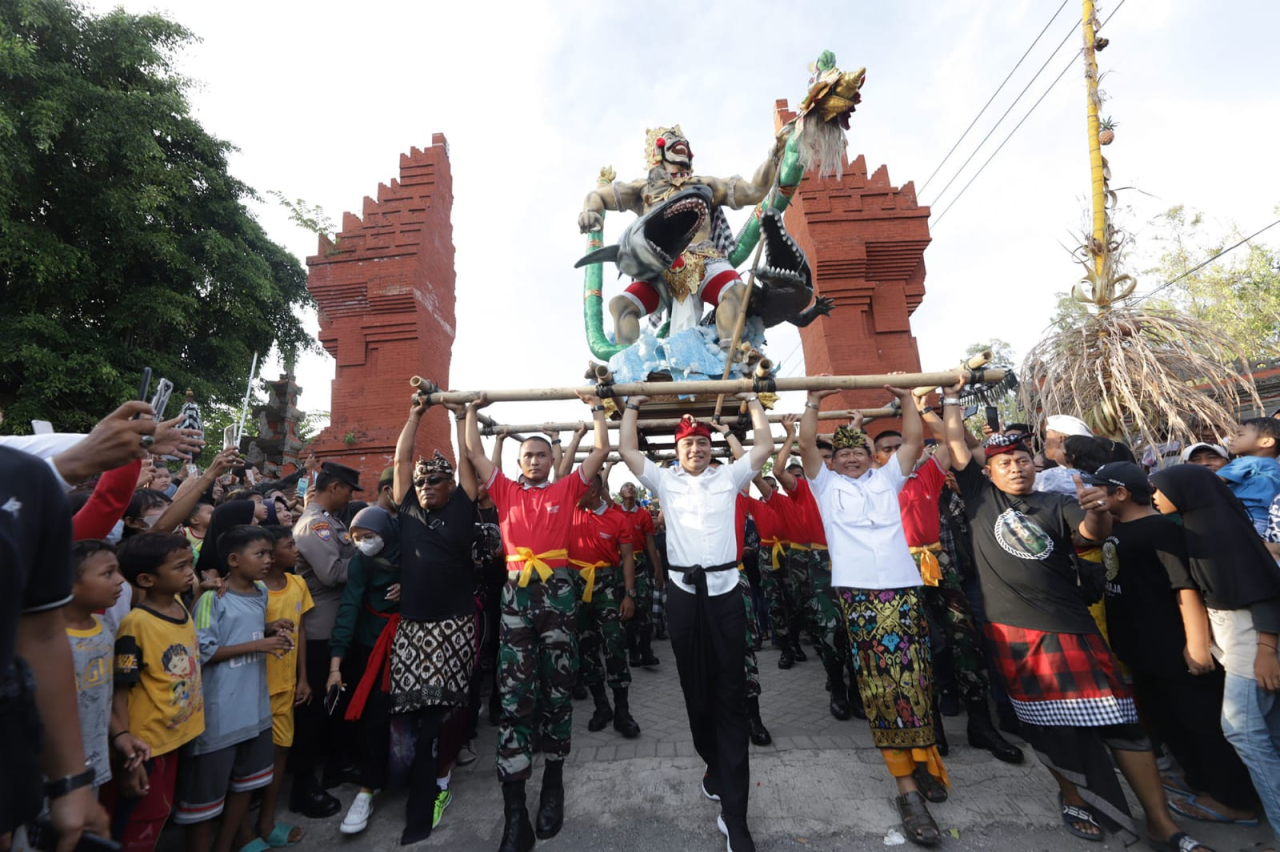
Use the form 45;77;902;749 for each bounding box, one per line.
932;0;1128;227
927;16;1081;207
919;0;1070;195
1131;217;1280;304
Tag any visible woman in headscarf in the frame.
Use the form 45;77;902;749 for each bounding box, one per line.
1151;463;1280;850
196;499;258;578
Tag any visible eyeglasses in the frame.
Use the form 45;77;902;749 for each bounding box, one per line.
415;475;449;487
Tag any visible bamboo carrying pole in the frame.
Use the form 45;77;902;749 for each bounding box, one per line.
410;369;1002;405
477;408;895;435
1083;0;1107;282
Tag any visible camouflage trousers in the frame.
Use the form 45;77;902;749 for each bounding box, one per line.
496;567;578;782
789;546;846;673
758;547;799;645
625;555;654;654
913;547;991;706
571;567;631;690
738;573;762;699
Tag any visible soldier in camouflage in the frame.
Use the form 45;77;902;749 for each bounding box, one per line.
464;392;609;852
616;482;662;667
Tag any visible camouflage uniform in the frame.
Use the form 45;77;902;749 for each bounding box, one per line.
496;568;579;782
572;567;631;690
757;544;796;647
914;547;990;705
625;553;654;657
789;546;843;670
738;573;762;699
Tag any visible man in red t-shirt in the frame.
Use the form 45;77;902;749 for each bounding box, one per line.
774;415;860;722
465;392;608;850
748;474;805;669
569;476;640;739
617;482;663;668
877;416;1022;766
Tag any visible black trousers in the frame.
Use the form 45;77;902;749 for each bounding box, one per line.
667;584;749;819
292;638;339;779
1132;667;1258;810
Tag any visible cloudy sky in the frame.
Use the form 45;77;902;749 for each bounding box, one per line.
82;0;1280;454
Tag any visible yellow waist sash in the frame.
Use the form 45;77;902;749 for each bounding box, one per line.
506;548;569;587
567;558;612;602
908;543;943;587
767;540;788;569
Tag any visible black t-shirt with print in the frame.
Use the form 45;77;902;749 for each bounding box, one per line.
397;486;478;622
955;458;1097;633
1103;514;1196;676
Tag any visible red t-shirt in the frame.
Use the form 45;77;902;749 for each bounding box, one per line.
786;478;828;547
898;457;946;547
744;495;783;543
617;503;654;554
568;504;633;566
485;469;589;569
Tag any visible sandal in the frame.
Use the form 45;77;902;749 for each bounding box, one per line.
896;790;941;847
1162;773;1195;798
261;823;304;848
1146;831;1214;852
1167;794;1259;826
1058;792;1104;843
911;766;948;804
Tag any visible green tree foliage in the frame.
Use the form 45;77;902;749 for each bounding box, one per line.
0;0;315;432
1142;206;1280;361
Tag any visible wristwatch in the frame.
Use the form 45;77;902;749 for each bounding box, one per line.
45;763;96;799
626;589;637;599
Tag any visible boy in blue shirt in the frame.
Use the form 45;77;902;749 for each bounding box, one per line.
1219;417;1280;536
175;526;295;852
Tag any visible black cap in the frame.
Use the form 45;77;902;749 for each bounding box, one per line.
378;466;395;488
1083;462;1150;495
320;461;364;491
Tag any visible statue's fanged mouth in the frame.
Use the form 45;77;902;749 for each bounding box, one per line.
645;194;708;268
757;210;809;289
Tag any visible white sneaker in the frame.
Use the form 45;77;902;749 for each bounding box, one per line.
340;790;376;834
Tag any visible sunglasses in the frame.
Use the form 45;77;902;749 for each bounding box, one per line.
415;475;449;487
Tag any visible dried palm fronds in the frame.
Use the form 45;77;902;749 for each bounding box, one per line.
1020;304;1261;452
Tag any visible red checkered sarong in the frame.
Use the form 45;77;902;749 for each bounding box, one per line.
985;622;1136;728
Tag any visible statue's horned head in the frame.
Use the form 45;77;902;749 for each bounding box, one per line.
645;125;691;169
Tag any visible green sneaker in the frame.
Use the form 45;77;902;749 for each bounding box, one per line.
432;789;453;828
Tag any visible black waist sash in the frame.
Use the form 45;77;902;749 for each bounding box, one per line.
671;562;739;712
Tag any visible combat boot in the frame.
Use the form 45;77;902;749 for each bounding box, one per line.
966;698;1023;764
612;688;640;739
746;695;772;746
497;781;534;852
827;667;852;721
535;760;565;839
777;644;794;669
790;638;807;662
586;682;613;732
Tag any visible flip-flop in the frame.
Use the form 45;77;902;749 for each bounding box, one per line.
1168;794;1259;826
260;823;304;849
1145;831;1213;852
1162;774;1195;798
1058;792;1104;843
239;840;273;852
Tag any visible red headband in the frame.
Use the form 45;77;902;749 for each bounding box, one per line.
674;414;711;443
983;436;1032;460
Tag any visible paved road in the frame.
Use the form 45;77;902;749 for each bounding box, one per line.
161;636;1273;851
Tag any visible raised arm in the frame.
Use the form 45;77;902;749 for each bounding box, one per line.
578;178;644;233
886;386;924;476
576;392;610;482
618;396;649;477
557;423;586;481
489;428;507;473
708;132;787;209
393;394;429;503
449;403;478;501
154;448;239;535
745;395;773;472
465;395;496;486
774;414;800;492
918;404;952;471
941;375;974;470
712;422;745;460
799;395;838;480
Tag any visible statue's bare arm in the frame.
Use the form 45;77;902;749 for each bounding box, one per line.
578;179;646;233
704;132;787;209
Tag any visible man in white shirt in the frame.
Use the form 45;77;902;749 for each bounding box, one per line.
799;385;949;848
618;394;773;852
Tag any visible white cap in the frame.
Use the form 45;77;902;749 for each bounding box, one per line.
1045;414;1093;437
1180;442;1228;463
